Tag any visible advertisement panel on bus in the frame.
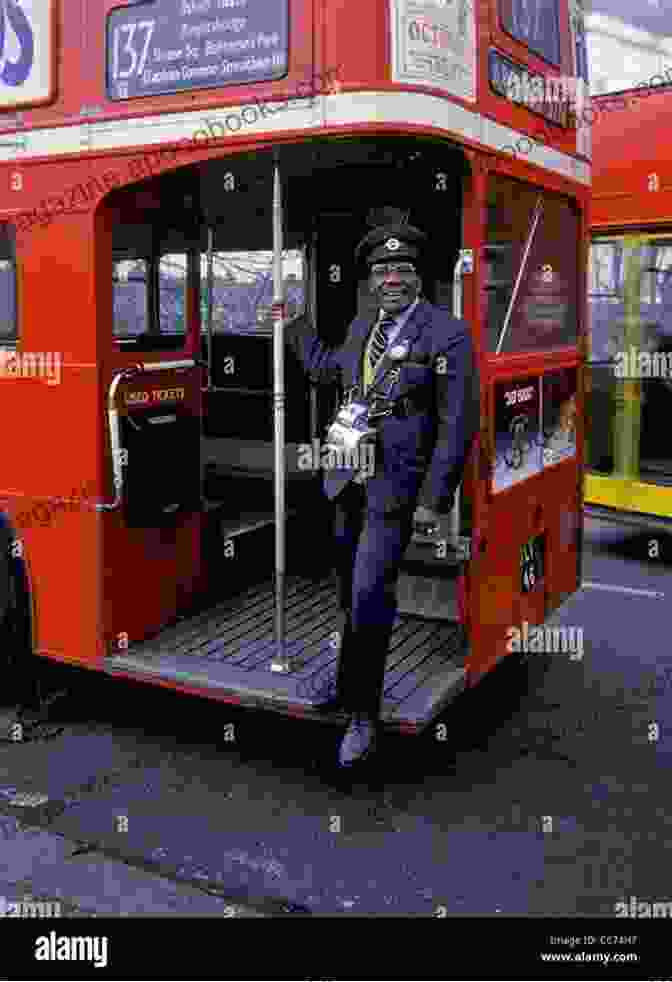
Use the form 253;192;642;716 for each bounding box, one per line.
0;0;54;107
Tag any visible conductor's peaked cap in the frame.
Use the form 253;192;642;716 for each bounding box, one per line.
355;223;427;266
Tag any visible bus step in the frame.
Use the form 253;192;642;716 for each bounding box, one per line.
396;572;459;620
397;530;468;620
104;575;467;735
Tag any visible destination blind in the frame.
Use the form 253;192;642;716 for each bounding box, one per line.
107;0;289;100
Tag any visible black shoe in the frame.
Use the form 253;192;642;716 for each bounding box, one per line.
338;714;378;767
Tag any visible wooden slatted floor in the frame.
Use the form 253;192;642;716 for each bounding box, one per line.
105;574;467;734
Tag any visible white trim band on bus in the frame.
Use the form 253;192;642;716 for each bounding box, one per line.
0;91;591;186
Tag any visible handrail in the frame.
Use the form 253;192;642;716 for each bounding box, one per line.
270;159;289;672
96;359;197;513
201;386;280;397
137;360;197;372
449;249;473;540
410;249;473;549
205;226;215;391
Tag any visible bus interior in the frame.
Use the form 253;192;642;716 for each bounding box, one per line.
103;137;476;731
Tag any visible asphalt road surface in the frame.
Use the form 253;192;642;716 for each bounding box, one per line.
0;512;669;928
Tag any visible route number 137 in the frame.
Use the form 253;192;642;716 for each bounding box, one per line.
111;21;156;80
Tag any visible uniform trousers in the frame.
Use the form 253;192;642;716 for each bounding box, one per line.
331;481;416;717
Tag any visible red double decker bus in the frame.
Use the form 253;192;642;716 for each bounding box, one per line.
587;80;672;524
0;0;589;735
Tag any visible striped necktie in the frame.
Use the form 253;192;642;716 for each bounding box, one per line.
368;313;396;371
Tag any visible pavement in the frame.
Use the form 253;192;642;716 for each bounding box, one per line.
0;809;263;918
0;511;669;928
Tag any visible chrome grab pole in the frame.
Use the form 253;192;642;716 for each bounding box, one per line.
308;234;319;440
450;249;473;540
270;159;290;673
205;226;215;391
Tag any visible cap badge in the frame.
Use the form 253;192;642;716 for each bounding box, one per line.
389;342;410;360
385;238;401;251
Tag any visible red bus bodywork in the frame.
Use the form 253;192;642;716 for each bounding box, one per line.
0;1;589;732
591;86;672;232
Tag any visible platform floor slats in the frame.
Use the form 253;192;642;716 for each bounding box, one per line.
155;577;330;655
105;574;466;733
195;582;338;668
385;662;467;724
385;639;466;702
236;585;340;670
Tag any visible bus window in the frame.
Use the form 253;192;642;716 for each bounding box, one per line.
642;240;672;309
588;237;672;364
113;258;149;337
639;239;672;483
483;235;514;353
159;253;188;336
0;224;17;342
589;238;672;350
586;237;634;476
200;250;306;334
589;241;622;297
485;174;579;354
500;0;561;66
569;0;589;84
588;239;624;362
587;234;672;481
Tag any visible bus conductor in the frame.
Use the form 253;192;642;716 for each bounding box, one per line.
286;223;479;768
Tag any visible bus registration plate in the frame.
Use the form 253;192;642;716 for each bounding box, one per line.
521;534;544;593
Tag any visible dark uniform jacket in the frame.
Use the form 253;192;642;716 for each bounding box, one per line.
286;298;480;514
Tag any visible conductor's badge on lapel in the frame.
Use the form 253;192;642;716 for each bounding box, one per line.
326;401;377;455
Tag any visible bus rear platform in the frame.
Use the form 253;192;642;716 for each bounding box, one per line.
103;477;468;735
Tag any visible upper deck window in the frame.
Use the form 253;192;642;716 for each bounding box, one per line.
500;0;561;66
0;225;17;342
